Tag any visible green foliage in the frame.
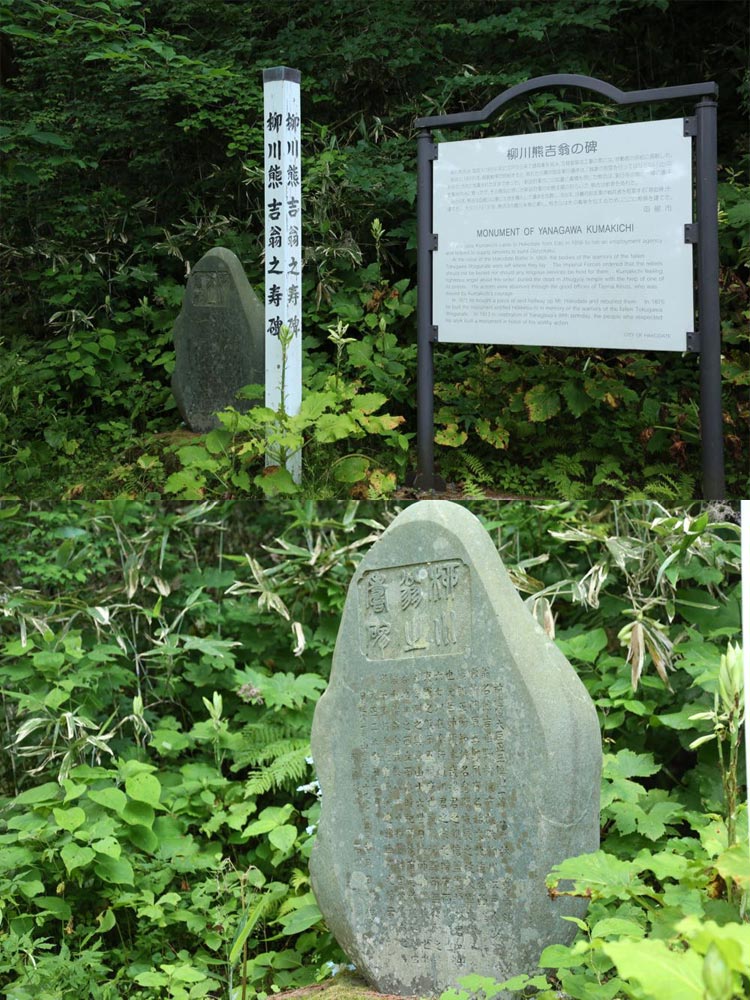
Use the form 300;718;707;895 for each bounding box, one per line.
437;500;747;1000
0;500;393;997
1;499;745;998
161;373;408;500
0;0;747;496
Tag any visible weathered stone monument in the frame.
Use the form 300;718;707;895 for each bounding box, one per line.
310;501;602;994
171;247;264;432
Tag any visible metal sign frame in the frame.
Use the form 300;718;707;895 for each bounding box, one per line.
414;74;724;500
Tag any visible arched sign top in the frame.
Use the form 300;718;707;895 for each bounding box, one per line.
414;73;718;129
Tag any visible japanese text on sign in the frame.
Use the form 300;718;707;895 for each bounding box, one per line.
432;118;693;351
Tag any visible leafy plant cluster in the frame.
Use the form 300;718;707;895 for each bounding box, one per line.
0;0;748;498
0;499;746;999
441;502;748;1000
0;500;389;997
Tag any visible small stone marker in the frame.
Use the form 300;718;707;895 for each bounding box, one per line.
310;501;602;994
171;247;264;432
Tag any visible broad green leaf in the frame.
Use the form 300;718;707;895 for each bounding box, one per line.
97;909;116;933
134;971;169;987
91;836;121;859
0;846;35;872
182;635;237;665
676;915;750;971
559;971;624;1000
62;778;87;803
619;698;649;716
32;650;65;670
475;418;509;450
333;455;369;483
268;949;302;970
53;806;86;832
61;843;95;874
312;412;359;443
604;938;703;1000
299;392;336;422
34;896;72;919
352;392;387;414
633;849;689;881
14;782;61;805
244;804;293;836
121;800;155;828
547;850;645;901
663;882;705;916
18;879;45;898
1;25;41;40
561;380;594;417
169;965;208;983
637;799;682;840
268;824;297;853
149;820;194;860
590;917;645;939
164;470;205;497
726;201;750;225
275;902;322;935
329;295;363;323
28;131;72;148
88;786;127;813
94;855;134;885
434;423;468;447
150;728;190;755
125;771;162;808
557;628;608;664
714;843;750;891
655;704;705;730
493;974;549;992
602;749;660;780
539;943;587;969
608;800;643;835
356;410;403;434
255;466;298;496
524;384;560;422
175;445;219;471
204;428;231;454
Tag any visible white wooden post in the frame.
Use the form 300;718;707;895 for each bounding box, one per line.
263;66;302;483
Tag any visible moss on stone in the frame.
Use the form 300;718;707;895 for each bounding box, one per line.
272;971;422;1000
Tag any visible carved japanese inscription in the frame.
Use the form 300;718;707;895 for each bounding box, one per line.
190;269;231;308
171;247;265;432
310;501;602;995
359;560;469;659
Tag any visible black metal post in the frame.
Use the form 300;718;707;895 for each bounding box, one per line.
416;128;436;490
695;98;725;500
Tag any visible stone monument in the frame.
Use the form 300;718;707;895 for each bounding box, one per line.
171;247;264;432
310;501;602;994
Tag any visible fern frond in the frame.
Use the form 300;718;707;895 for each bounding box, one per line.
252;737;310;767
242;743;312;794
232;720;299;761
290;868;311;891
460;451;491;483
461;479;487;499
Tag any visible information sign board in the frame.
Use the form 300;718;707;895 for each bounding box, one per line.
432;118;693;351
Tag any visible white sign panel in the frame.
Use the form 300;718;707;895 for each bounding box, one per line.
432;118;693;351
264;67;302;481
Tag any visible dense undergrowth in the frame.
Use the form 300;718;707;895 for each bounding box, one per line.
0;1;748;499
0;499;746;998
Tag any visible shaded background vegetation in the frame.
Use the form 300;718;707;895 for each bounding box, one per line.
0;499;745;998
0;0;748;498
